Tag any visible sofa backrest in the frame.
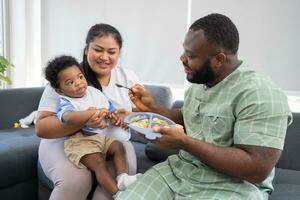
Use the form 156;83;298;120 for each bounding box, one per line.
276;112;300;171
0;87;45;129
0;85;172;130
144;84;173;108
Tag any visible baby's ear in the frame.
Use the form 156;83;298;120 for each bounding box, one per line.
55;88;64;95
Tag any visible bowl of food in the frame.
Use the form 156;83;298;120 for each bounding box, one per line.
124;112;175;140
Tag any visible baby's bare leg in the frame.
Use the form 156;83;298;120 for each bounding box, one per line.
107;141;127;175
80;153;118;195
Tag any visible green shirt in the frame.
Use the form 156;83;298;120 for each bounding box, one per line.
153;61;292;199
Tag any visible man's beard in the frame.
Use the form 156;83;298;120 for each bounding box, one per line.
187;59;215;84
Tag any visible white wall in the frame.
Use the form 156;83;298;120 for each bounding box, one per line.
191;0;300;91
41;0;300;91
41;0;187;87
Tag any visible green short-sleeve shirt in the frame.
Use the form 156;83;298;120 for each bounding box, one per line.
153;61;292;199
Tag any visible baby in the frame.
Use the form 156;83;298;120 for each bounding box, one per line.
44;55;141;197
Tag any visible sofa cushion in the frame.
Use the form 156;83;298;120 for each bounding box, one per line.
273;168;300;185
0;127;40;188
0;87;44;129
269;183;300;200
269;168;300;199
133;141;157;173
276;112;300;171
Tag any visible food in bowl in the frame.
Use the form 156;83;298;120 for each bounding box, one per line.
124;112;175;140
130;118;149;128
130;117;169;128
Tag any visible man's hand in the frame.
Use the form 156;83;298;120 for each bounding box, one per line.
152;124;186;149
129;84;156;112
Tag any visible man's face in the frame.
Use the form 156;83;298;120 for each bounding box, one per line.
181;29;215;84
184;57;215;84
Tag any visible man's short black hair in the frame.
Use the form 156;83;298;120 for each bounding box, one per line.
44;55;81;89
189;13;239;54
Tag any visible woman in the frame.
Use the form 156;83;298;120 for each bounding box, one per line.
36;23;139;200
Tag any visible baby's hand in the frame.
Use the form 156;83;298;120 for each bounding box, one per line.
97;108;109;116
97;108;109;128
86;108;109;128
110;108;130;127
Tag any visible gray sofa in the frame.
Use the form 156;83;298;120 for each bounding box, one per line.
0;87;43;200
0;86;299;200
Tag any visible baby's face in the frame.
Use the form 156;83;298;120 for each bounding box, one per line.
56;65;88;98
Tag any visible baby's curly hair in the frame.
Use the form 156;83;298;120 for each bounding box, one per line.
44;55;81;89
190;13;239;54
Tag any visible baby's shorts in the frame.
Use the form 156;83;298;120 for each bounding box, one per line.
64;132;115;168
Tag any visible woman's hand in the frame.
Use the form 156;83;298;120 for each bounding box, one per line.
152;125;186;149
129;84;156;112
86;108;109;129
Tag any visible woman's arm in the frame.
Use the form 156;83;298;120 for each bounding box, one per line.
36;108;109;138
35;111;83;138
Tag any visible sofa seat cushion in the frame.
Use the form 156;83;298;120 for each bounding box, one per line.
273;168;300;185
269;184;300;200
0;127;40;188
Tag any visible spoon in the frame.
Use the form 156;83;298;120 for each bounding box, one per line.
115;83;134;93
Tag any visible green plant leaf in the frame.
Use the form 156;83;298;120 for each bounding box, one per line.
0;56;13;85
0;75;12;85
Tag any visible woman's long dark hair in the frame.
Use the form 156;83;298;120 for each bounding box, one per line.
81;23;123;91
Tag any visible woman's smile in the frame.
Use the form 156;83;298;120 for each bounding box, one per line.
96;60;111;68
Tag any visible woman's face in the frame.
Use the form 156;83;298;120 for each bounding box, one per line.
86;35;120;77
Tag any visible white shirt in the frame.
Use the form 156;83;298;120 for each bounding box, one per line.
56;86;112;135
102;67;139;110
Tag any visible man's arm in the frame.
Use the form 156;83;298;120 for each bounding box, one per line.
182;137;281;183
154;126;281;183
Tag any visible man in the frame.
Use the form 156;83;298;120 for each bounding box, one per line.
116;13;292;199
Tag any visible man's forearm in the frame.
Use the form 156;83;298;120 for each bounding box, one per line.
180;136;279;183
